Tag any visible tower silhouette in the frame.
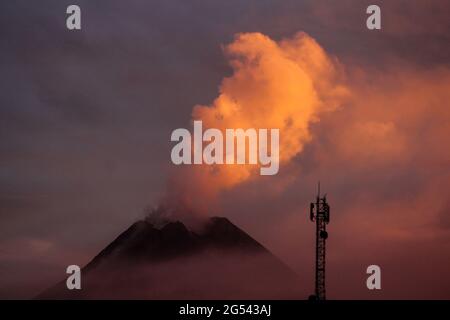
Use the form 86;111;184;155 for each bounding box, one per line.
309;182;330;300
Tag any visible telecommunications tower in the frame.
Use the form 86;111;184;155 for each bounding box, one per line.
309;182;330;300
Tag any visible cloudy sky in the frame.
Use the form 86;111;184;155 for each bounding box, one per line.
1;0;449;299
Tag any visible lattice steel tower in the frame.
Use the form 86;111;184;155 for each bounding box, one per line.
309;182;330;300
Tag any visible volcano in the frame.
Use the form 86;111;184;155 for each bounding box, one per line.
38;216;301;299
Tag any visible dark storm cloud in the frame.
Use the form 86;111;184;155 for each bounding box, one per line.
0;0;449;298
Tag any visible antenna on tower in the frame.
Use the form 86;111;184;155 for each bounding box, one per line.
309;181;330;300
317;181;321;198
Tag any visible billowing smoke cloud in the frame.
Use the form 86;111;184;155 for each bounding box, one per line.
167;32;348;213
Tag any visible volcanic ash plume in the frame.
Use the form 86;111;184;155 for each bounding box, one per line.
169;32;349;212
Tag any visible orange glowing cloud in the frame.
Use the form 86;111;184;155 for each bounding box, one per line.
179;32;349;201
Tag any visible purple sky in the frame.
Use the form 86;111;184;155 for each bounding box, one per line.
0;0;449;299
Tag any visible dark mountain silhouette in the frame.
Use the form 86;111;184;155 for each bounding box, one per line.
38;217;302;299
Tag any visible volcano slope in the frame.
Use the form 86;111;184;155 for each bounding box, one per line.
38;216;302;299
